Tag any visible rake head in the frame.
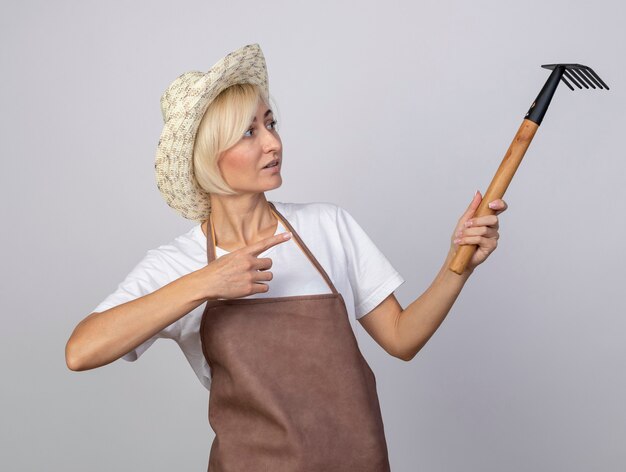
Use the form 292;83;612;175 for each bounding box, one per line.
525;63;610;125
541;63;610;91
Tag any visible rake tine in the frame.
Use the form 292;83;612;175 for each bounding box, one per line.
577;67;603;89
583;66;610;90
569;68;595;89
560;75;575;91
564;70;584;89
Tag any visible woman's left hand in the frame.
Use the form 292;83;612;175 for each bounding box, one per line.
450;190;508;272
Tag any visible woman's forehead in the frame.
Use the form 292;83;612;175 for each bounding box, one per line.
252;103;273;121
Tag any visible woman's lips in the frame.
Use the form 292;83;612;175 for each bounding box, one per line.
262;162;280;173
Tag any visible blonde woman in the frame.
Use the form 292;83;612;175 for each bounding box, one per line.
65;43;507;471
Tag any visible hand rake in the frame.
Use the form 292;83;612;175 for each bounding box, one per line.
449;64;610;275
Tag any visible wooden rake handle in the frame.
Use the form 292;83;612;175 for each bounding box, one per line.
449;118;539;275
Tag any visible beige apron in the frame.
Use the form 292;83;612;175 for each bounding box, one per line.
200;201;391;471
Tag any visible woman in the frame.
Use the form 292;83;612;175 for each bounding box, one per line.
66;43;507;470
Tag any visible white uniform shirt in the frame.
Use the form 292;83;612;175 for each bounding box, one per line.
92;201;405;390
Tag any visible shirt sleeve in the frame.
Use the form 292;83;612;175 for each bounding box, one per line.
335;205;405;319
92;249;178;362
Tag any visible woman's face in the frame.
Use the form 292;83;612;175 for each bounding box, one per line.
217;99;282;194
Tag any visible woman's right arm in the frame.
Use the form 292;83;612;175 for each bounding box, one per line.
65;231;292;372
65;268;212;372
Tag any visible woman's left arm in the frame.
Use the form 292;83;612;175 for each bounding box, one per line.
358;192;508;361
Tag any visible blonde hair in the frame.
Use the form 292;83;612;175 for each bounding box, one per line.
193;83;277;196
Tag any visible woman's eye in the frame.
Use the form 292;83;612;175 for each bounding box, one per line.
243;120;278;138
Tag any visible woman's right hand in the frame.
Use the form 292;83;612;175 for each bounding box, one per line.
200;231;293;300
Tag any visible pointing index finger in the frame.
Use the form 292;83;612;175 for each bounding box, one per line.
248;231;293;256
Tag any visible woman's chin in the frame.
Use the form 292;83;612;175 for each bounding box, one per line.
266;177;282;190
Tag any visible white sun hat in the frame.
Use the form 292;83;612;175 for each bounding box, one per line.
155;43;270;221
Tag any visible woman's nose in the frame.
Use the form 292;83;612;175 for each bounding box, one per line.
262;130;281;153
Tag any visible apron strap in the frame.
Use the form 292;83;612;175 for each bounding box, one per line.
268;201;338;295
